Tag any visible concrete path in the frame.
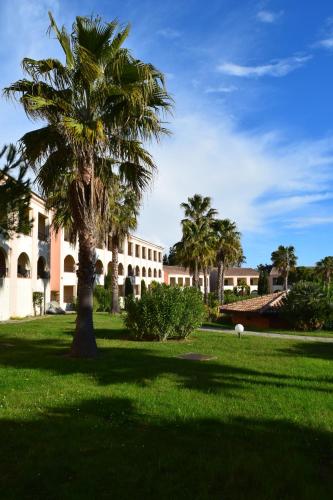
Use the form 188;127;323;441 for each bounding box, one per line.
200;326;333;343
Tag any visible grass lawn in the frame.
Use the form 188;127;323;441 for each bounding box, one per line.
0;313;332;499
203;320;333;338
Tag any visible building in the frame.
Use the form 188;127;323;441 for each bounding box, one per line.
0;192;163;320
269;267;284;293
220;291;287;329
163;265;209;294
210;267;259;294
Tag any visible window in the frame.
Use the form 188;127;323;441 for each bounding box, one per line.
185;277;191;286
38;213;48;241
118;263;124;276
95;260;104;275
128;242;133;256
250;278;258;286
148;249;152;260
17;253;31;278
135;245;140;257
178;277;183;286
170;277;176;287
142;247;146;259
64;255;76;273
135;266;140;277
199;278;203;287
148;268;152;277
158;252;162;262
37;256;48;279
153;250;157;261
158;270;162;278
0;248;7;278
237;278;247;286
224;278;233;286
63;285;75;303
154;269;157;278
128;264;133;276
142;267;146;277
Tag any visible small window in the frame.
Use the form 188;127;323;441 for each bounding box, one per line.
17;252;31;278
148;268;152;278
142;247;146;259
95;260;104;275
135;245;140;257
154;269;157;278
118;263;124;276
148;249;152;260
158;270;162;278
142;267;146;277
64;255;76;273
170;277;176;287
128;264;133;277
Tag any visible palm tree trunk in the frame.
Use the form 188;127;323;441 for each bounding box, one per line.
284;273;288;291
217;261;223;304
221;266;226;304
203;266;208;304
70;229;97;358
111;235;120;314
193;260;199;289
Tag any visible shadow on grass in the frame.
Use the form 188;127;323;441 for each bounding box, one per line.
0;334;332;394
279;342;333;361
0;395;332;499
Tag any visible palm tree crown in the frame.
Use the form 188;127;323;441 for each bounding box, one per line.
271;245;297;291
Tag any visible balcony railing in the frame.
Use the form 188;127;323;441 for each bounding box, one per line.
17;269;31;278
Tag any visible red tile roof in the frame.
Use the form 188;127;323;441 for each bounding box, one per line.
220;291;286;314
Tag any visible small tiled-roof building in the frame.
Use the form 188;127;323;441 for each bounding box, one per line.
220;291;287;329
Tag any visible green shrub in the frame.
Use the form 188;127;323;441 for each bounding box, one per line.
124;284;205;341
205;292;220;321
125;277;134;297
104;272;112;290
93;285;112;312
281;281;332;330
141;279;147;296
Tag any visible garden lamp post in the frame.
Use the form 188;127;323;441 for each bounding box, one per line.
235;323;244;339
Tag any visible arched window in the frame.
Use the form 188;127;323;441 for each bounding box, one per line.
148;268;152;278
64;255;76;273
37;256;48;279
0;248;7;278
142;266;146;277
17;252;31;278
128;264;133;276
158;270;162;278
135;265;140;277
95;260;104;275
118;263;124;276
153;269;157;278
107;262;112;275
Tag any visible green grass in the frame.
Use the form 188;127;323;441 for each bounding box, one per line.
0;313;332;499
203;320;333;338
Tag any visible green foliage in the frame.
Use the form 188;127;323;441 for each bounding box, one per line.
104;272;112;290
257;264;271;295
125;277;134;297
281;281;332;330
93;285;112;312
140;279;147;296
0;144;32;238
204;292;220;321
233;279;250;296
124;284;205;341
32;292;44;316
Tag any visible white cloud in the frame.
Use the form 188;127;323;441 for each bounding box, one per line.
137;112;333;248
257;10;284;24
217;55;311;78
157;28;180;39
317;38;333;50
286;216;333;229
205;85;238;94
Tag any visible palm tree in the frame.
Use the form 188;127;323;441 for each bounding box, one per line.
108;179;139;313
271;245;297;291
0;144;32;238
4;13;171;357
179;194;217;288
315;256;333;290
213;219;244;304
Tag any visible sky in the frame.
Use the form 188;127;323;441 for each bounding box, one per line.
1;0;333;267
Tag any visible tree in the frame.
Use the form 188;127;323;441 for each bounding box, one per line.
163;246;177;266
213;219;244;304
271;245;297;291
124;276;134;297
108;179;140;314
178;194;217;288
315;257;333;290
257;264;271;295
140;279;147;296
4;13;171;357
0;144;32;238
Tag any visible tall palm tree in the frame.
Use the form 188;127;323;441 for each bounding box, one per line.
4;13;171;357
271;245;297;291
213;219;244;304
315;256;333;290
179;194;217;287
108;179;139;313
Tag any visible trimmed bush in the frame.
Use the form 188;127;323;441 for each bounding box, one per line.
124;284;205;341
141;279;147;296
125;277;134;297
93;285;112;312
281;281;332;330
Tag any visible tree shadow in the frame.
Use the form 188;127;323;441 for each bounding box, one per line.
278;341;333;361
0;395;332;499
0;334;332;395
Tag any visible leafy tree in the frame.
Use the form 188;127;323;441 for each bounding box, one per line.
163;246;177;266
315;256;333;290
271;245;297;291
288;266;317;285
281;281;332;330
4;13;171;357
125;276;134;297
0;144;32;238
213;219;244;304
140;279;147;296
104;272;112;290
257;264;271;295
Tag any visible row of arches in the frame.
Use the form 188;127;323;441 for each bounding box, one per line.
0;248;48;279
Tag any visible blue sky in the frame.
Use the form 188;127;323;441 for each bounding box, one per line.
1;0;333;267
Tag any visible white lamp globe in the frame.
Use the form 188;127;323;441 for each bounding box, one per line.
235;324;244;337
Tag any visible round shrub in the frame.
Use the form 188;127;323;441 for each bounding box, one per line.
281;281;332;330
124;284;205;341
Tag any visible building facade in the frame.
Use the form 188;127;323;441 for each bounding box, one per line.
163;265;209;294
210;267;259;294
